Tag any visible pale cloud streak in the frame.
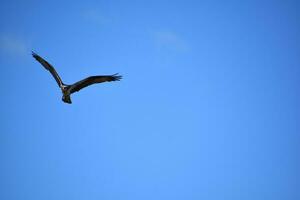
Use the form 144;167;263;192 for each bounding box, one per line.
153;31;189;52
81;9;112;25
0;34;30;57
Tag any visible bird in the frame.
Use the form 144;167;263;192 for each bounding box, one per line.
32;51;122;104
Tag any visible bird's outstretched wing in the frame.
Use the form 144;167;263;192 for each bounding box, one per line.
69;74;122;94
32;51;63;87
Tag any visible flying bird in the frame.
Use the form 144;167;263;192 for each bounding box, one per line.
32;51;122;104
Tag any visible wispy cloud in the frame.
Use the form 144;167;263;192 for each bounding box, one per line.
0;34;30;57
153;31;189;52
81;9;112;25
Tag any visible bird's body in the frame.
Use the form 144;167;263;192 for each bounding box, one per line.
61;85;72;104
32;52;122;104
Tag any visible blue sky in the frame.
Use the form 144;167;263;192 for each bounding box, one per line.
0;0;299;199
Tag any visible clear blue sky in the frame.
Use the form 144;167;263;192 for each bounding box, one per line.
0;0;299;199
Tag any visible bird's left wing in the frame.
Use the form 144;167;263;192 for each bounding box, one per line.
69;74;122;94
32;51;63;87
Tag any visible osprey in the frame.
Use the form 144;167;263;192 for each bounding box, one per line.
32;52;122;104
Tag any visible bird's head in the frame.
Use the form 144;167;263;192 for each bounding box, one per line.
61;85;69;91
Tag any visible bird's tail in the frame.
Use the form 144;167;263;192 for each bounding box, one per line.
62;95;72;104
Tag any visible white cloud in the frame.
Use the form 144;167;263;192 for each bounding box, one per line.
153;31;189;52
0;34;29;57
82;9;112;25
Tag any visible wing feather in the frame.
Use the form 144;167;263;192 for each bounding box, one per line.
32;51;63;87
69;74;122;94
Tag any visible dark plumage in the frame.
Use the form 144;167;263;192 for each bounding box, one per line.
32;51;122;104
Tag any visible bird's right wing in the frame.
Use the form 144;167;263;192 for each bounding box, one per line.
69;74;122;94
32;51;63;87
